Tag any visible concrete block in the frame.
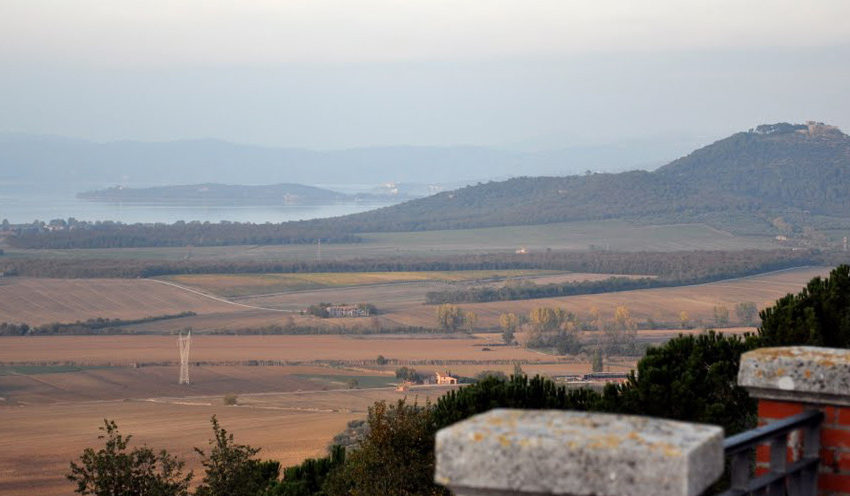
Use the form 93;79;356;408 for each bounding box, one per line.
739;346;850;406
434;409;724;496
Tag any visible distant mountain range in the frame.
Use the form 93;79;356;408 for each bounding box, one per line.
7;122;849;240
303;122;850;237
0;133;698;186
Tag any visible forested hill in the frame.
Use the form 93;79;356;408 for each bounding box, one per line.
656;122;850;215
310;122;850;233
8;122;850;249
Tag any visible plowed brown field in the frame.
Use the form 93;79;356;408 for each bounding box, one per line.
0;385;456;496
0;334;546;364
0;278;242;325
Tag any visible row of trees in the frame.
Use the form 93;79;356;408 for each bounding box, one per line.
499;305;639;355
432;300;757;350
434;304;477;332
6;219;361;249
711;302;759;326
1;247;834;279
0;313;196;336
498;302;757;355
0;300;758;338
425;276;659;304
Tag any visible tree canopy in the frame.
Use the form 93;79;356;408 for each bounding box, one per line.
759;264;850;348
67;420;192;496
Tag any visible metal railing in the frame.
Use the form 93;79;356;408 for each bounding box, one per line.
716;410;823;496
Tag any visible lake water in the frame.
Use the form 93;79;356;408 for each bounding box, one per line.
0;181;399;224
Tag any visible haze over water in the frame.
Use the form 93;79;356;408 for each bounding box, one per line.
0;181;397;224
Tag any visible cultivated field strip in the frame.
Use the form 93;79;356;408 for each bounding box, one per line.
0;278;244;325
159;270;563;298
0;334;546;364
4;220;779;264
0;382;457;496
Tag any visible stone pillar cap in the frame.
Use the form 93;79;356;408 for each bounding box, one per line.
435;409;724;496
739;346;850;406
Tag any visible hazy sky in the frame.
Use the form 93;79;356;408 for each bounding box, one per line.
1;1;849;149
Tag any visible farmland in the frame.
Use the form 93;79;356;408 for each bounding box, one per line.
0;270;639;328
234;266;831;329
0;334;549;365
0;385;457;496
1;219;780;262
0;278;238;326
0;263;828;495
0;332;585;496
0;266;827;333
159;269;562;298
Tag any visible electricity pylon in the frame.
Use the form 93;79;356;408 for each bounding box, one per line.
178;331;191;385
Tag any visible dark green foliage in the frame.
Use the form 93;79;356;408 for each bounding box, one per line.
615;331;761;435
311;333;765;496
426;277;659;304
267;446;345;496
329;420;368;451
0;322;30;336
322;400;446;496
759;264;850;348
432;375;605;429
424;249;840;304
7;220;361;249
553;330;583;355
194;416;279;496
395;366;423;382
67;419;192;496
474;370;508;381
655;124;850;218
305;304;331;318
591;349;604;372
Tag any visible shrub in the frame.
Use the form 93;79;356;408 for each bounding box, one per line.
67;419;192;496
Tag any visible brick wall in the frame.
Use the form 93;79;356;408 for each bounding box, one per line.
739;346;850;495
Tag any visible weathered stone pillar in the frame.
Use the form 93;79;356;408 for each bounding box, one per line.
434;409;724;496
739;346;850;495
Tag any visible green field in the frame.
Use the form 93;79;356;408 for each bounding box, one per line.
0;365;107;376
2;220;779;263
295;374;398;389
